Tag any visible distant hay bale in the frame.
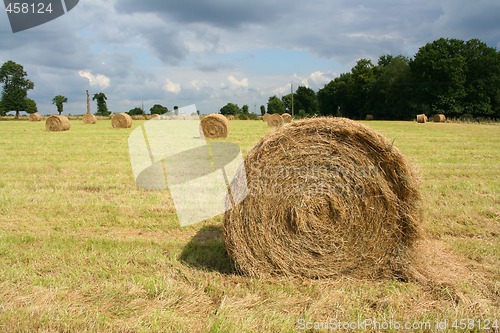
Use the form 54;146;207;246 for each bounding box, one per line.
150;114;160;120
365;114;374;121
433;114;446;123
262;113;271;122
82;113;97;124
200;114;229;139
416;114;427;123
223;117;421;280
45;115;70;132
227;115;236;120
29;113;42;122
282;113;293;123
266;114;284;127
111;113;133;128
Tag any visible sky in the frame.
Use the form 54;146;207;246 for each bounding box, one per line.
0;0;499;115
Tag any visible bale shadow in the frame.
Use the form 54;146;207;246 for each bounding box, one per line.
179;225;235;274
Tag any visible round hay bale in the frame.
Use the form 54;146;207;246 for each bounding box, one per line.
416;114;427;123
111;113;133;128
282;113;293;123
266;114;284;127
262;113;271;122
45;115;70;132
433;114;446;123
150;114;160;120
29;113;42;122
223;117;421;280
82;113;97;124
365;114;374;121
200;114;229;139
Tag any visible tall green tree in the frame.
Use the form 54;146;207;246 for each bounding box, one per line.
293;86;318;116
150;104;169;115
52;95;68;115
92;92;109;116
371;55;413;120
260;105;266;116
267;95;285;114
24;98;38;114
0;60;34;118
219;103;239;116
128;107;144;116
410;38;467;117
461;39;500;118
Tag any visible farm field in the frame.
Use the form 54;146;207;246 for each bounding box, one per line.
0;118;498;332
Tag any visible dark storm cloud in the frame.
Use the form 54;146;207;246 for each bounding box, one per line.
114;0;284;28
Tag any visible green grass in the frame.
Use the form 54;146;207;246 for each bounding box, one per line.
0;119;498;332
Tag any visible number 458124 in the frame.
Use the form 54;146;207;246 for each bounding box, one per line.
5;2;53;14
452;319;498;331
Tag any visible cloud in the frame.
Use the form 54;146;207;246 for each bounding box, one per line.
163;79;181;94
227;75;249;88
78;71;111;89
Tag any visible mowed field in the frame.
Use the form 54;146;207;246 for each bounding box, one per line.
0;118;498;332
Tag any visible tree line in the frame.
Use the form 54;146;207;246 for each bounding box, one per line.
221;38;499;120
2;38;499;120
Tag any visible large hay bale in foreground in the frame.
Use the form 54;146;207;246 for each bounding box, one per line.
282;113;293;123
82;113;97;124
223;117;421;280
29;113;42;122
200;114;229;139
433;114;446;123
111;113;132;128
266;113;284;127
45;115;70;131
416;114;427;123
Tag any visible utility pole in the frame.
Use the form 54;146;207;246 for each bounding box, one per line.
291;83;294;117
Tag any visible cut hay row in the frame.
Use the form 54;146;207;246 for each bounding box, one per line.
82;113;97;124
223;117;421;280
200;113;229;139
111;113;133;128
45;115;71;132
433;114;446;123
281;113;292;123
29;113;42;122
416;114;428;123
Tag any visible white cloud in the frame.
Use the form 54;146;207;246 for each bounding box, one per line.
227;75;249;88
78;70;110;89
163;78;181;94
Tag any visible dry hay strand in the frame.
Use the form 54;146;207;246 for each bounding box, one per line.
266;113;284;127
282;113;293;123
82;113;97;124
416;114;427;123
223;117;422;280
200;113;229;139
365;114;374;121
29;113;42;122
111;113;133;128
150;114;161;120
45;115;70;132
433;114;446;123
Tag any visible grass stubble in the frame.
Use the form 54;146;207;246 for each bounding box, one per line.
0;119;498;332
